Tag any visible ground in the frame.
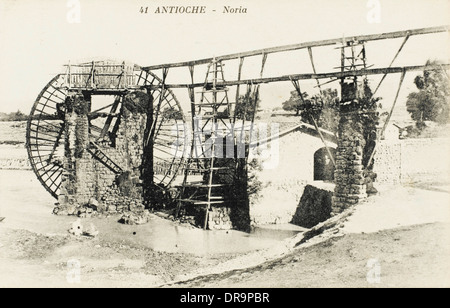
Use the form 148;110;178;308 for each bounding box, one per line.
173;223;450;288
1;168;449;287
0;169;299;288
0;121;449;288
0;227;239;288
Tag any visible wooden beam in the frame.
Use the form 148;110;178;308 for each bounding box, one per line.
371;34;410;97
308;47;322;94
98;96;121;141
145;63;450;89
141;25;449;71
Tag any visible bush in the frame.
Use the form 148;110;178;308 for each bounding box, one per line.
0;110;29;122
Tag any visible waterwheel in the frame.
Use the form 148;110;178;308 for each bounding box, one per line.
26;61;187;199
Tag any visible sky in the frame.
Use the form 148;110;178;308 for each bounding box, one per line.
0;0;449;116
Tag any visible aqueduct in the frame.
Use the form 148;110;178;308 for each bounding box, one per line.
26;26;450;229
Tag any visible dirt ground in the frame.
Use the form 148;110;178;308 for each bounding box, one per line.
173;222;450;288
3;221;448;288
1;169;449;287
0;227;240;288
0;169;300;288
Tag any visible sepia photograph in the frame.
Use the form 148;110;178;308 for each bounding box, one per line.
0;0;449;292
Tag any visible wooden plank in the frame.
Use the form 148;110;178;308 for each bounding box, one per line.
154;141;174;149
178;199;224;205
90;102;115;114
28;144;55;148
37;100;58;109
33;109;57;118
153;155;174;164
183;183;225;188
33;120;63;130
308;47;322;94
29;153;51;160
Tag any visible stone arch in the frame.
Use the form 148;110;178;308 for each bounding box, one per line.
313;147;336;181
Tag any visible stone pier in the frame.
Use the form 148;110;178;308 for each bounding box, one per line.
58;93;91;214
332;111;367;214
55;91;153;221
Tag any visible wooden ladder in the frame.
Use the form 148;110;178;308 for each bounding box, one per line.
176;59;233;229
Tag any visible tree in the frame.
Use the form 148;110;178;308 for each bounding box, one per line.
302;88;340;133
282;90;309;116
234;92;260;121
358;79;381;171
161;107;183;121
406;60;450;128
282;88;339;133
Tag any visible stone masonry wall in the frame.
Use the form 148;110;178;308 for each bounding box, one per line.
58;96;91;213
400;138;450;184
57;95;148;218
291;184;333;228
114;113;147;186
332;113;367;214
374;137;450;185
373;141;401;184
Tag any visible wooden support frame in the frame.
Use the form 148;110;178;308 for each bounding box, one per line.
145;64;450;89
142;26;448;71
366;69;406;168
308;47;323;95
233;57;245;124
371;34;410;99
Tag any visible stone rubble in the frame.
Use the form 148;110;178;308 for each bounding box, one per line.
208;207;233;230
68;219;83;236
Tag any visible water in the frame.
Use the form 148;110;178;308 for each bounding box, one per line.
0;169;304;256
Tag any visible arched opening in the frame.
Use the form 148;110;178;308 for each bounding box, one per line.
314;147;336;181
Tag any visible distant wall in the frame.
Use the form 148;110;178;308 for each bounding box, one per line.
249;129;336;225
374;138;450;184
0;157;30;170
0;142;31;170
373;141;402;184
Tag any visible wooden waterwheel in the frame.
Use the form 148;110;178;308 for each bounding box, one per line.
26;61;187;199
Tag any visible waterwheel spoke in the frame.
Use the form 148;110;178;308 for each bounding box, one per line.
27;67;188;199
26;75;67;199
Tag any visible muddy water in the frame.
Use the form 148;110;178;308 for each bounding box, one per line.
0;169;303;255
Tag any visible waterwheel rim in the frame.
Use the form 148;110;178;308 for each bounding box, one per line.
26;74;66;199
26;64;188;199
135;70;187;188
